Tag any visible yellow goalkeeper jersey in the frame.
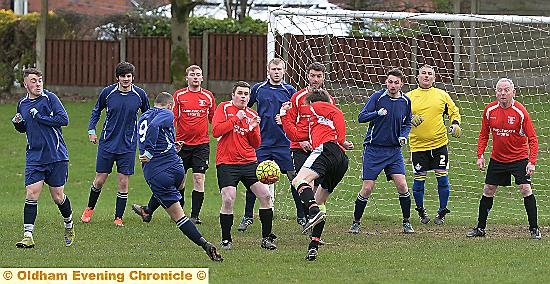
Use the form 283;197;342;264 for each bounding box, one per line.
406;87;461;152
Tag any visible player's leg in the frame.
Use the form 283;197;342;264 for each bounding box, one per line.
112;152;135;226
411;150;430;224
16;167;45;248
249;180;276;250
274;147;305;226
306;187;330;260
433;145;451;225
217;164;239;249
238;150;270;232
82;148;114;223
291;149;311;225
513;159;540;239
131;194;159;223
46;161;74;246
387;150;413;233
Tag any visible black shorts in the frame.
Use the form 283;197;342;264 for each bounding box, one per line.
216;162;259;189
303;142;349;193
178;143;210;174
485;158;531;186
411;145;449;174
291;148;321;186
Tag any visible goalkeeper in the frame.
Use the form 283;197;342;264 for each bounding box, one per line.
407;65;462;225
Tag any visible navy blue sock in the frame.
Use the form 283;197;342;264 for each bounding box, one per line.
219;213;233;242
259;208;274;238
191;191;204;218
399;192;412;220
353;194;368;222
56;195;73;218
178;189;185;209
87;184;101;209
436;173;450;212
244;190;256;218
176;216;207;247
24;199;38;235
115;192;127;219
291;185;306;219
147;195;161;214
412;178;426;208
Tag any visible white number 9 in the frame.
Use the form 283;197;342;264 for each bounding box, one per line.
139;120;148;143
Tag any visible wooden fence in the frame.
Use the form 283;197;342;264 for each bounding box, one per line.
45;33;452;87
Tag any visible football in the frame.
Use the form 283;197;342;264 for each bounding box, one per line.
256;160;281;185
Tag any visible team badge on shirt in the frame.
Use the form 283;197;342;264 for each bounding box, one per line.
198;99;207;106
508;116;515;124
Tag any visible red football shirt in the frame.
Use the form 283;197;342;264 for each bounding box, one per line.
286;88;336;149
173;87;216;145
212;101;261;165
282;101;346;150
478;100;538;164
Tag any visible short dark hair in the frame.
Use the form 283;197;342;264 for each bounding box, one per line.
305;89;330;104
115;62;135;77
307;62;326;73
387;68;405;81
23;68;42;78
232;81;250;93
154;92;173;106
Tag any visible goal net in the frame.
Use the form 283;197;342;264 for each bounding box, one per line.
268;8;550;224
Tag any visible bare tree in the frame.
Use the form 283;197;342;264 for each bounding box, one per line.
171;0;201;88
224;0;252;21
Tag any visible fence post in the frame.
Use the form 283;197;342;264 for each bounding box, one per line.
120;34;126;62
202;32;209;89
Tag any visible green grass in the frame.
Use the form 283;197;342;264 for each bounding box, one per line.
1;100;550;283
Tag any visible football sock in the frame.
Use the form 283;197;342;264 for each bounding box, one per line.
23;199;37;237
176;216;207;247
191;191;204;218
399;191;412;220
56;194;73;228
412;176;426;208
87;184;101;209
178;189;185;209
291;185;306;219
259;208;274;238
524;194;538;229
297;184;317;208
219;213;233;242
353;193;369;222
115;192;127;219
436;172;450;212
244;190;256;218
477;195;493;229
146;195;160;214
311;220;325;239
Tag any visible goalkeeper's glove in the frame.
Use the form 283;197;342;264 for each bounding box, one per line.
377;108;387;116
411;114;423;127
449;123;462;138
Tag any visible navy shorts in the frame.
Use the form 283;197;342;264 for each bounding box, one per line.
303;142;349;193
485;158;531;186
178;143;210;174
411;144;449;174
362;144;406;181
257;146;294;173
25;161;69;187
96;147;135;175
216;162;259;190
146;164;185;208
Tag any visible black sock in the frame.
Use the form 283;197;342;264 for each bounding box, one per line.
477;195;493;229
115;192;127;219
87;184;101;209
353;194;368;222
297;184;318;216
23;199;38;235
56;195;73;227
176;216;206;247
290;185;306;219
244;190;256;218
178;189;185;209
146;195;160;215
259;208;274;238
311;220;325;239
524;194;538;229
191;191;204;218
399;192;411;220
219;213;233;242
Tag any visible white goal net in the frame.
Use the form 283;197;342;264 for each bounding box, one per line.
268;8;550;224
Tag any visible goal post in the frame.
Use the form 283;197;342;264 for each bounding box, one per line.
268;8;550;224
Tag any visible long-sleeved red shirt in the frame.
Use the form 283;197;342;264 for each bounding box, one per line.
172;87;216;145
286;88;336;149
478;100;538;164
282;101;346;150
212;101;260;165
